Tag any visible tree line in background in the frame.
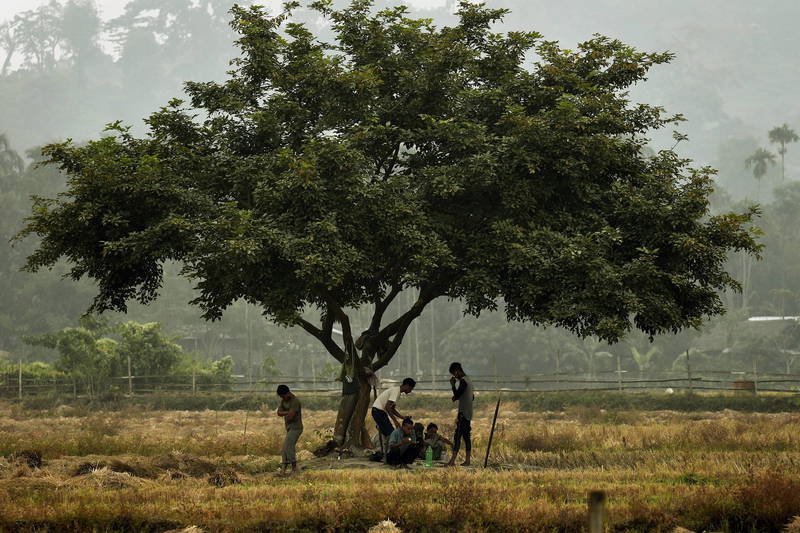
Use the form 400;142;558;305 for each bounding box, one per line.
1;1;799;385
0;314;239;395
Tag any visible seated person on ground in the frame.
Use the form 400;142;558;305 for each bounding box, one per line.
387;418;419;467
420;422;452;461
413;422;425;447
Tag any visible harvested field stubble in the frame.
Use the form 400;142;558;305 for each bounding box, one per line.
1;400;800;531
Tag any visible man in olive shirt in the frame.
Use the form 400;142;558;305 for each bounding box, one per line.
276;384;303;475
333;374;360;448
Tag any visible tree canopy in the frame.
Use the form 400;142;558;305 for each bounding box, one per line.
18;0;760;373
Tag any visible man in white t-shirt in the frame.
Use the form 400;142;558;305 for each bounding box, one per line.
371;377;416;442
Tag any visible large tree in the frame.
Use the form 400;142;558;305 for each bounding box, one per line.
18;1;759;446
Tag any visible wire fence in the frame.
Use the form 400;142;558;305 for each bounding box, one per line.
1;366;797;399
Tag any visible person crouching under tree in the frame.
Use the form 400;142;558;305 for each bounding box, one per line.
371;377;416;452
420;422;452;461
276;384;303;476
387;418;419;468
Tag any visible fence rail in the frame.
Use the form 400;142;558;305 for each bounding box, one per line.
2;368;798;399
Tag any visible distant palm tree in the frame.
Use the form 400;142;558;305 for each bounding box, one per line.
628;345;660;379
768;123;799;181
744;147;776;199
565;336;614;378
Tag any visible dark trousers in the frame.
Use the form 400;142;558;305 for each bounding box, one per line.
452;413;472;455
387;444;419;465
371;407;394;437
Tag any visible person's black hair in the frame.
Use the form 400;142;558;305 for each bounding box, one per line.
276;384;290;396
402;417;414;426
426;422;438;431
402;377;416;388
449;362;463;373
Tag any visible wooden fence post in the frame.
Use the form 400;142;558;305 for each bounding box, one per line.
127;355;133;395
192;365;197;395
588;490;606;533
686;350;693;394
616;354;623;392
752;357;759;395
18;360;22;401
555;351;561;384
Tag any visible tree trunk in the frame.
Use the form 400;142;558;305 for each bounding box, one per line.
303;287;436;452
345;372;374;449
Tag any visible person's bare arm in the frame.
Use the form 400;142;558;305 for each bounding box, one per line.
385;400;403;426
284;409;298;422
451;377;466;402
277;407;287;417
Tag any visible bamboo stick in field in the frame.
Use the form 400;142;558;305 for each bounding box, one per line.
243;410;249;455
483;395;501;468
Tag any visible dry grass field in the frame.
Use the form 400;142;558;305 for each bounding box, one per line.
2;396;800;532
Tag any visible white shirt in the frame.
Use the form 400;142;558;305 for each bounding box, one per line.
372;385;401;411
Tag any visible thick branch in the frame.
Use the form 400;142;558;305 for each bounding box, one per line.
297;318;346;363
318;287;356;358
369;283;402;332
372;309;421;370
372;288;437;370
321;307;334;338
376;287;436;343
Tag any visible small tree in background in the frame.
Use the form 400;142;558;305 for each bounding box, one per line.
23;316;118;396
117;321;182;382
628;345;660;379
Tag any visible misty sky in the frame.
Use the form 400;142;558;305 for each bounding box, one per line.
1;0;127;20
1;0;444;21
0;0;445;20
2;0;799;165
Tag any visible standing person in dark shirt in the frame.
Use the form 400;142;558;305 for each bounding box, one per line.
276;384;303;476
446;362;474;467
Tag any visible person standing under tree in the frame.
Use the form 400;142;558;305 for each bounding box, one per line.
446;362;474;467
276;384;303;476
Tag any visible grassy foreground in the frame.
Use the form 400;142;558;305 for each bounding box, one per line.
2;396;800;532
